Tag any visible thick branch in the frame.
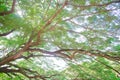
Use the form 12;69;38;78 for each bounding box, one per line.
0;0;16;16
0;30;36;66
19;54;59;60
0;1;67;66
0;41;32;66
28;48;120;61
55;49;120;61
27;48;71;59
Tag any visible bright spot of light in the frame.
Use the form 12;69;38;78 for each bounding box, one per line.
35;57;67;71
17;10;23;17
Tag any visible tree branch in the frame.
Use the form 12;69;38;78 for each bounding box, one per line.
27;48;120;61
63;8;118;21
0;29;15;37
0;38;32;66
0;63;57;80
95;58;120;75
69;0;120;8
55;49;120;61
0;0;16;16
30;0;68;47
27;48;71;59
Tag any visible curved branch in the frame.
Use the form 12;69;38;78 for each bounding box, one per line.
0;63;57;80
0;29;15;37
27;48;71;59
69;0;120;8
54;49;120;61
0;0;16;16
27;48;120;61
0;40;32;66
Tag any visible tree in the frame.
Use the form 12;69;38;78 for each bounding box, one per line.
0;0;120;80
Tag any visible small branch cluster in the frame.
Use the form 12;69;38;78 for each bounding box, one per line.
0;63;56;80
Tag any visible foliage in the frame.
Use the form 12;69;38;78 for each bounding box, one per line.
0;0;120;80
63;58;119;80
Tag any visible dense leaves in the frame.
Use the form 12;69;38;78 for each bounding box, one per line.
0;0;120;80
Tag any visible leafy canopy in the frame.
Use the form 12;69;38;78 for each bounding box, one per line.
0;0;120;80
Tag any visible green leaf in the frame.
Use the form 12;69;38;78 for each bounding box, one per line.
114;45;120;51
